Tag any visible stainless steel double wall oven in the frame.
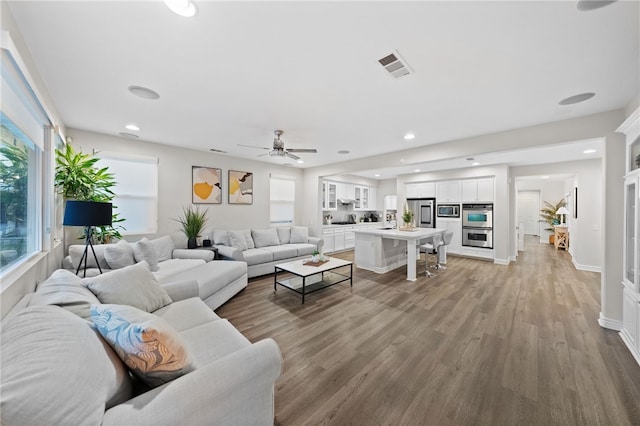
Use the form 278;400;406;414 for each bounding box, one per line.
462;203;493;249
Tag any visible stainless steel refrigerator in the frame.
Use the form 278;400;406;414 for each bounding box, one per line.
406;198;436;228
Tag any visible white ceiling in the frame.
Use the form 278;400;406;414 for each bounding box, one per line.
6;0;639;175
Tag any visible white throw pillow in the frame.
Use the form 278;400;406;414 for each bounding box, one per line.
104;240;135;270
1;305;132;425
242;229;255;249
252;228;280;248
29;269;101;320
133;237;159;271
228;230;248;250
213;229;230;246
151;235;175;262
290;226;309;243
84;261;172;312
91;304;195;388
68;244;111;270
276;227;291;244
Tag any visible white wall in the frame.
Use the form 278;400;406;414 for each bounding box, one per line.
67;129;305;241
512;159;603;271
376;178;397;210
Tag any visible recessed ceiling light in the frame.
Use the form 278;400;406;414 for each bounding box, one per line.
282;163;293;167
583;149;596;154
125;123;140;131
576;0;617;11
338;150;350;155
128;85;160;100
559;92;595;105
374;174;380;177
414;169;421;173
297;160;304;164
404;133;415;140
118;132;139;139
541;176;549;179
164;0;197;17
472;162;480;166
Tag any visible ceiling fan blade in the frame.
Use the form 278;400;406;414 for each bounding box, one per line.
238;143;269;150
287;148;317;153
285;152;300;160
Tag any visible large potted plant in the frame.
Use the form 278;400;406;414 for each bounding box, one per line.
55;144;125;243
174;206;208;249
540;199;565;244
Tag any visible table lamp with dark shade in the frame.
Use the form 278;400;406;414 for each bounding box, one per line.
63;200;112;277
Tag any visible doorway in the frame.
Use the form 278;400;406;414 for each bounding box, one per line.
517;190;541;236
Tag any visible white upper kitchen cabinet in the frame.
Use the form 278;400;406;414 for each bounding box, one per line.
384;195;397;211
368;186;377;210
324;181;337;211
406;182;435;198
436;180;462;202
337;182;355;200
462;178;494;202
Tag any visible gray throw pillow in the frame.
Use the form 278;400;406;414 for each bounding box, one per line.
251;228;280;248
133;237;159;271
29;269;101;320
228;230;248;250
84;261;172;312
68;244;111;270
290;226;309;243
91;304;195;388
104;240;135;270
1;305;132;425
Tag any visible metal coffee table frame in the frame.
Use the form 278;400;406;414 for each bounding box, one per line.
274;258;353;304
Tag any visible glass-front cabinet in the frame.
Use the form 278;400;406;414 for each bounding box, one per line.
618;107;640;365
325;181;337;211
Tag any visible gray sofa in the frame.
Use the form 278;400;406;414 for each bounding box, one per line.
63;235;248;310
213;226;324;278
1;265;282;425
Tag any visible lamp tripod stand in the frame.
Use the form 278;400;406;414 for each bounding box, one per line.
75;225;103;277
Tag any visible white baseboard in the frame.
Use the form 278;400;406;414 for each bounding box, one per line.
493;258;510;265
598;312;622;331
572;257;601;273
508;255;517;262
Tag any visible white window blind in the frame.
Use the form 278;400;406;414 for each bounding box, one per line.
270;176;295;225
96;152;158;235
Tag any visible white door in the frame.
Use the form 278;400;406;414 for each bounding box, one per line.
517;190;541;236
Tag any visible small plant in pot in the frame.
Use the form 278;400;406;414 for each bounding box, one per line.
540;199;565;244
174;206;208;249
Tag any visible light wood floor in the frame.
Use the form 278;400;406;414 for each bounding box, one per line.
217;237;640;425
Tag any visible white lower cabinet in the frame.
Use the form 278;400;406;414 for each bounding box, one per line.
621;284;640;365
334;229;345;251
344;226;355;249
322;228;334;253
437;218;462;254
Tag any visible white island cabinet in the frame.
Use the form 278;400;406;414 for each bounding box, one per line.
353;227;446;281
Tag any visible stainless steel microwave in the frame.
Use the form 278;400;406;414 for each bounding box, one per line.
437;204;460;218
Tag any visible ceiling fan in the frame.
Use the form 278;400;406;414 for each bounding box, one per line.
238;130;317;160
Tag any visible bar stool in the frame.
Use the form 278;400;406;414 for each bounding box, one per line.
420;233;442;278
432;231;453;270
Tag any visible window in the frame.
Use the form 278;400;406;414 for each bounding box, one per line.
270;176;295;225
95;152;158;235
0;37;50;274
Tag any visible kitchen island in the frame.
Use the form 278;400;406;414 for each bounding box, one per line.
353;227;446;281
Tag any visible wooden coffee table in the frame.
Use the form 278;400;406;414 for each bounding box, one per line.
274;257;353;304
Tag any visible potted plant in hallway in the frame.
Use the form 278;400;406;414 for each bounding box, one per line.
540;199;565;244
175;206;208;249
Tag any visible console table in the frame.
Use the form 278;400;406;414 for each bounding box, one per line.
554;226;569;250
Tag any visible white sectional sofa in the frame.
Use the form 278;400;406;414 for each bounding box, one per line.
63;235;248;310
213;226;324;278
1;264;282;425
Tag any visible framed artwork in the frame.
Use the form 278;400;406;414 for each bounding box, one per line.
192;166;222;204
573;187;578;218
228;170;253;204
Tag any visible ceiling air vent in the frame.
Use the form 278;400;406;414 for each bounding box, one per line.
209;148;227;154
378;51;413;79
